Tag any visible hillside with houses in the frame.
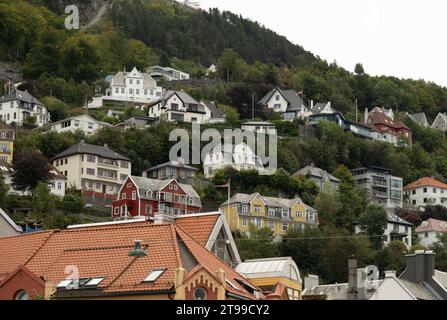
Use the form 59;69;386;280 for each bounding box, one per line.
0;0;446;301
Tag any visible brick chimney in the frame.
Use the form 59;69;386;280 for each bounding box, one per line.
347;256;358;300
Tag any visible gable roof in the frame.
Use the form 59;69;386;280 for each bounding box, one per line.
220;193;305;209
364;111;410;130
52;141;130;161
259;88;307;113
144;161;199;173
175;213;221;247
409;113;428;126
415;218;447;233
0;89;44;106
0;208;23;234
387;214;413;226
48;114;112;128
205;102;225;118
294;165;341;183
404;177;447;190
432;113;447;127
129;176;200;202
0;222;259;299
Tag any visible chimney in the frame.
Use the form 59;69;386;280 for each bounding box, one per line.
310;100;314;108
153;213;176;225
174;267;186;288
104;143;109;149
401;250;435;283
216;268;226;286
364;108;369;123
80;139;85;145
128;240;147;257
347;256;358;300
304;275;319;290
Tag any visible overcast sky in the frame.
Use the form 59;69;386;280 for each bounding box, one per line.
199;0;447;87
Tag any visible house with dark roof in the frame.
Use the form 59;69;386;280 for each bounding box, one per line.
356;213;413;248
142;161;199;182
294;164;340;192
362;108;413;144
258;88;309;121
0;208;22;238
147;90;210;124
51;140;131;198
0;120;14;163
112;176;202;219
0;221;264;300
309;101;336;115
203;101;225;123
114;116;156;131
0;89;50;127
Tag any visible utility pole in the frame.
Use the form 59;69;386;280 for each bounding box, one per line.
355;99;358;123
251;93;255;120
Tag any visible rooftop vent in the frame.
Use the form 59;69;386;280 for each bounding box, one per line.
129;240;147;257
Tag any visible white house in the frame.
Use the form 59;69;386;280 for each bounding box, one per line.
309;102;336;115
356;213;412;249
0;89;50;127
0;159;66;197
147;91;210;124
241;121;277;135
258;88;309;121
432;113;447;132
147;65;190;81
101;67;163;105
404;177;447;210
415;218;447;248
46;114;112;135
203;142;265;178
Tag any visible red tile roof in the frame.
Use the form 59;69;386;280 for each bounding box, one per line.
366;111;410;130
0;221;259;299
415;218;447;233
175;213;220;247
404;177;447;190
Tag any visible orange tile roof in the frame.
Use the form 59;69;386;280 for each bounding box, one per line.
0;221;259;299
175;213;220;246
404;177;447;190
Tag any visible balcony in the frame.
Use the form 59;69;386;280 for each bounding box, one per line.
372;179;388;187
97;159;119;168
372;190;388;198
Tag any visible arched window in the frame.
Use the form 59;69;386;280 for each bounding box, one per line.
15;290;29;300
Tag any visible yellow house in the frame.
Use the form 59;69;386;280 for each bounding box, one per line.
219;193;318;238
236;257;303;300
0;121;14;163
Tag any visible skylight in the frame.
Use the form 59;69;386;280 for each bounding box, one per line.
226;278;238;290
57;279;72;288
85;277;105;287
143;269;165;282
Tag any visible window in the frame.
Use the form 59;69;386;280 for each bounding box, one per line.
194;287;207;300
114;207;119;215
254;206;260;213
282;223;288;231
132;191;136;200
129;79;133;84
275;94;280;101
174;195;180;203
145;205;152;214
15;290;29;300
136;89;139;95
412;190;416;195
267;208;276;216
282;209;289;218
86;168;95;175
241;205;249;213
144;269;165;282
424;188;427;193
268;221;274;230
242;218;247;226
88;122;93;129
121;193;127;200
87;155;96;162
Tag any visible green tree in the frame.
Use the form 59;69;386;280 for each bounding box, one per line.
375;241;408;274
40;96;68;122
354;63;365;76
217;48;247;82
0;171;10;206
11;151;52;194
34;181;55;225
235;225;278;260
357;204;388;249
159;52;171;67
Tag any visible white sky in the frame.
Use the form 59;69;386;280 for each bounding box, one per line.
199;0;447;87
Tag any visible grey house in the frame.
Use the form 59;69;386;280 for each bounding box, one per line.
294;165;340;192
142;161;199;182
351;166;403;209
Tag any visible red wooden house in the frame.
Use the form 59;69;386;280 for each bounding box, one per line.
112;176;202;218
